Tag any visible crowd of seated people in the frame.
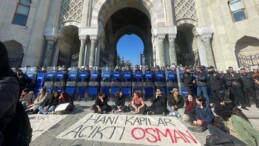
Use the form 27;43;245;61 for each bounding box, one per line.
15;64;259;146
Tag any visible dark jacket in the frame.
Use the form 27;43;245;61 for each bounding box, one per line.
224;72;242;87
195;105;214;123
181;72;194;87
168;95;184;110
240;73;254;88
94;97;108;107
150;95;167;108
207;71;222;90
0;42;20;145
115;95;125;106
195;71;207;87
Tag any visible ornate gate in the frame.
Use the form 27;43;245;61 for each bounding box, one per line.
237;53;259;68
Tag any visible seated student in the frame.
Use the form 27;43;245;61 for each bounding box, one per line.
38;90;60;114
26;87;50;113
214;104;259;146
183;94;196;122
20;88;35;109
147;88;167;115
167;88;184;118
129;91;146;114
59;90;69;104
192;96;214;130
113;90;126;112
92;93;111;114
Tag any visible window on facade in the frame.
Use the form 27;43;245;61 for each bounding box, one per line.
12;0;31;26
229;0;247;22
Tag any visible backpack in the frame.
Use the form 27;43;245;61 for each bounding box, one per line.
205;134;234;146
1;101;32;146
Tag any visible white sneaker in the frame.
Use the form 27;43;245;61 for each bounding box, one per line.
177;114;182;119
169;112;176;116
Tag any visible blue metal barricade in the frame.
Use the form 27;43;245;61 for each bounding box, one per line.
54;71;66;93
35;72;45;96
77;70;89;100
100;67;112;97
88;67;100;99
44;68;55;93
66;67;78;99
155;69;166;95
121;69;132;100
111;69;121;99
143;70;154;100
166;69;178;98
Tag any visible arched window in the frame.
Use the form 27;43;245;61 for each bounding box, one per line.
229;0;247;22
12;0;31;26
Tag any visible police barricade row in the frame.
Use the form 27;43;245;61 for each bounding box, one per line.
16;66;203;101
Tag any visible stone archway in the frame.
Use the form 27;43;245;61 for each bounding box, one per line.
235;36;259;68
92;0;165;29
56;25;80;67
3;40;24;68
98;7;153;67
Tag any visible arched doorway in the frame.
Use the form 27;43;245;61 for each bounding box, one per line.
235;36;259;68
99;7;153;67
175;24;195;66
117;34;144;67
3;40;24;68
56;25;80;67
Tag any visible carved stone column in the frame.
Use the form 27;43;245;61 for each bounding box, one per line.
201;34;215;67
156;34;166;67
168;34;177;65
89;36;97;66
78;36;86;67
43;36;57;66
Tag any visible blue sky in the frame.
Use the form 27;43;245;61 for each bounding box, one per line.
116;34;144;66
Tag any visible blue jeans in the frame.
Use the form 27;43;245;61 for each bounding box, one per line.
197;86;209;104
38;105;56;115
167;104;181;117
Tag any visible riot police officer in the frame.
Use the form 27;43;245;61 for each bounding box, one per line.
207;66;224;106
181;66;195;95
224;66;247;109
240;68;259;107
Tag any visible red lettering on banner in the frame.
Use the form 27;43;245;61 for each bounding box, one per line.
173;130;188;143
178;130;198;144
131;127;146;140
155;128;175;143
145;128;158;143
131;127;198;145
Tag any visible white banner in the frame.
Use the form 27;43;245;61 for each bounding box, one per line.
30;114;68;141
57;113;201;146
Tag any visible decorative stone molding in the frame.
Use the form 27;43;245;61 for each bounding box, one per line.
152;26;177;36
168;33;177;41
59;0;84;23
156;34;166;42
194;26;213;42
79;27;98;36
173;0;198;23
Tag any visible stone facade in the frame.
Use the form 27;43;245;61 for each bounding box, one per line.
0;0;258;70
